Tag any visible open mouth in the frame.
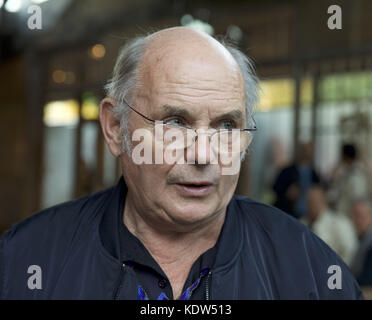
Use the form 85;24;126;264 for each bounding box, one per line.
179;183;210;187
175;182;213;196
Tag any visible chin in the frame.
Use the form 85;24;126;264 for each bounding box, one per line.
166;202;218;227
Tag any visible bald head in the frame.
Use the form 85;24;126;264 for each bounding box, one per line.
136;27;245;113
145;27;240;72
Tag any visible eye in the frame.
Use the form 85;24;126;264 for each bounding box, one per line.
164;118;186;127
218;119;237;130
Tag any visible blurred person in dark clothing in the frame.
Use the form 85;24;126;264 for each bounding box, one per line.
273;142;320;219
328;144;370;218
350;198;372;286
301;186;357;266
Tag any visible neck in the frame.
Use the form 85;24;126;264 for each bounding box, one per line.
123;198;225;263
122;193;226;298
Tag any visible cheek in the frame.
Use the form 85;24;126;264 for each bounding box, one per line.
122;148;171;196
137;164;171;192
217;174;239;197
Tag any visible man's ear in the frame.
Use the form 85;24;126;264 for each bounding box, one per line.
99;98;122;157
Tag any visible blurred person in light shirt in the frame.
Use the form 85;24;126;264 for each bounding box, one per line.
301;185;358;266
327;144;370;218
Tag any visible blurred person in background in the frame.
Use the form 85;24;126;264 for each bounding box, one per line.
260;137;290;205
272;142;320;219
328;144;370;218
301;185;358;266
350;198;372;286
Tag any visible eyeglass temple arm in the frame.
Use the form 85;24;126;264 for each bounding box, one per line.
122;98;156;123
247;116;258;131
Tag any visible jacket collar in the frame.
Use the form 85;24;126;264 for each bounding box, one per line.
99;176;243;271
99;176;126;261
213;194;244;273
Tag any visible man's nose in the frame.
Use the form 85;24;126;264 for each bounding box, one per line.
187;130;217;165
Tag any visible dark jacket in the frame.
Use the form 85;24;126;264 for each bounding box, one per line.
0;177;362;299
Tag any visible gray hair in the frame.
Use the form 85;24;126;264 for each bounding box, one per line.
104;32;260;160
104;36;148;152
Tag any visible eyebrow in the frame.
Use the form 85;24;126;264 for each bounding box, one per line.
162;105;193;118
216;109;243;122
161;104;244;122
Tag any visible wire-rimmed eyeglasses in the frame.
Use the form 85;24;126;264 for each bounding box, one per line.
120;99;258;154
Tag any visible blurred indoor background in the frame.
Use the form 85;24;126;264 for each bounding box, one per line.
1;0;372;297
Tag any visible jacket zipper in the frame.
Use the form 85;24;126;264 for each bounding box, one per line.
114;262;126;300
205;270;212;300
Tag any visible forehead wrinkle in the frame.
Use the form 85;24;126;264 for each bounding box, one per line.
159;89;243;101
158;75;245;100
146;63;242;96
161;104;243;118
161;60;241;84
156;80;245;111
164;77;243;91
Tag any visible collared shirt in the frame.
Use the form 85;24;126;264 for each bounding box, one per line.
119;207;218;300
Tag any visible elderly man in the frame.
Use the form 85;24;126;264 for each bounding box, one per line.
0;27;362;300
